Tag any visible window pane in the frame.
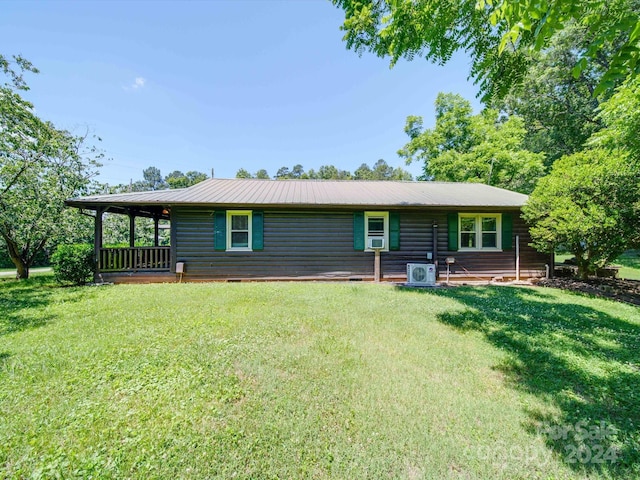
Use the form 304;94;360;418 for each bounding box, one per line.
231;215;249;230
482;217;497;232
460;217;476;232
461;232;476;248
368;217;384;235
482;233;497;248
231;232;249;247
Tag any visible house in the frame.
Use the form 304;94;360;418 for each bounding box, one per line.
65;178;549;283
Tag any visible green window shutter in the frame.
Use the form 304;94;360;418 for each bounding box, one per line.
214;211;226;251
353;212;365;251
447;212;458;251
502;213;513;251
389;212;400;250
252;211;264;251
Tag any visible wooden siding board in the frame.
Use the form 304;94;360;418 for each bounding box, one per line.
173;207;547;279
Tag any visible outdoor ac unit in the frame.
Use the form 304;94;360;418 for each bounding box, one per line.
407;263;436;286
368;237;385;249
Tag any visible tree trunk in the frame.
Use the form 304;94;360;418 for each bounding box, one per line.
14;259;29;279
2;235;30;279
575;254;592;280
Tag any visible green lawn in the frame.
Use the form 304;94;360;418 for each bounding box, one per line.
555;250;640;280
1;278;639;479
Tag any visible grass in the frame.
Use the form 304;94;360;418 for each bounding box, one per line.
1;277;639;479
0;267;52;278
555;250;640;280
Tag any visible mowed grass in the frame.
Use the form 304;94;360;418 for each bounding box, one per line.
555;250;640;280
1;278;639;479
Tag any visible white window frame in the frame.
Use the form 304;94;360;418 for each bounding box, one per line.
459;213;502;251
364;211;389;252
227;210;252;251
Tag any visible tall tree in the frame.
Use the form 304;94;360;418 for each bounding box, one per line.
333;0;639;100
399;93;544;193
255;169;270;179
0;54;101;278
165;170;207;189
495;25;608;166
235;168;253;179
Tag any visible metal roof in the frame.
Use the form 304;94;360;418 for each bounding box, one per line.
66;178;528;210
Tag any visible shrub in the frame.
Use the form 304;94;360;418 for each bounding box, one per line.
51;244;95;285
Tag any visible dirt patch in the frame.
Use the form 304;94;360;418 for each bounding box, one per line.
537;277;640;306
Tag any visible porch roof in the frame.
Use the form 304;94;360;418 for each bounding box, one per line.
66;178;528;211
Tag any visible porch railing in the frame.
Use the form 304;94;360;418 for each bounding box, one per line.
99;247;171;272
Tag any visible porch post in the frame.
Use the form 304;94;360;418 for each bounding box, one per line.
432;222;439;278
153;216;160;247
94;207;104;273
129;212;135;248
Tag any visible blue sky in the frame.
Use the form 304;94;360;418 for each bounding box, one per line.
2;1;481;185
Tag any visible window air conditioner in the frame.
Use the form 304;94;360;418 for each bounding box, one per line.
368;237;385;249
407;263;436;286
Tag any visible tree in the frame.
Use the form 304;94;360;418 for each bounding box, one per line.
591;77;640;162
165;170;207;189
0;126;100;278
332;0;639;100
291;164;305;179
522;149;640;278
255;169;270;179
0;55;101;279
235;168;253;179
495;25;608;166
140;166;166;191
317;165;352;180
275;166;291;179
399;93;545;193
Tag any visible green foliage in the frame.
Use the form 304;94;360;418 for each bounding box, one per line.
165;170;208;189
240;160;412;181
495;25;607;166
0;58;100;279
50;243;95;285
591;77;640;162
333;0;639;100
399;93;544;192
523;149;640;278
0;281;638;478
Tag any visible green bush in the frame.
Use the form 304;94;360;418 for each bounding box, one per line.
51;244;95;285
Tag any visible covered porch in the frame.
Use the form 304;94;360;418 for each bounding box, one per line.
74;202;174;275
94;204;172;274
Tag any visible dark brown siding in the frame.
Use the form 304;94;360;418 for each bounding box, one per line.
174;207;548;280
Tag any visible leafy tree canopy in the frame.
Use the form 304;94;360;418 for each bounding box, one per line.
494;24;607;166
0;54;101;279
522;148;640;278
399;93;545;193
333;0;639;100
591;77;640;162
237;160;412;181
165;170;208;189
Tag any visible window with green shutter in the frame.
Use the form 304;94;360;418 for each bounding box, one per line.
214;211;226;251
215;210;264;252
353;212;365;251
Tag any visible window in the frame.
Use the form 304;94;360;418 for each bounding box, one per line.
459;214;501;250
227;210;252;250
365;211;389;251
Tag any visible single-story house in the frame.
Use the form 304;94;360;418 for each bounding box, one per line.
65;178;550;283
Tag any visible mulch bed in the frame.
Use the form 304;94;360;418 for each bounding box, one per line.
536;277;640;306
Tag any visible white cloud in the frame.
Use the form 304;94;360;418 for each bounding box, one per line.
123;77;146;91
132;77;146;89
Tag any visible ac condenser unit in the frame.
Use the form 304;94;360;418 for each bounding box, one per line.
407;263;436;286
